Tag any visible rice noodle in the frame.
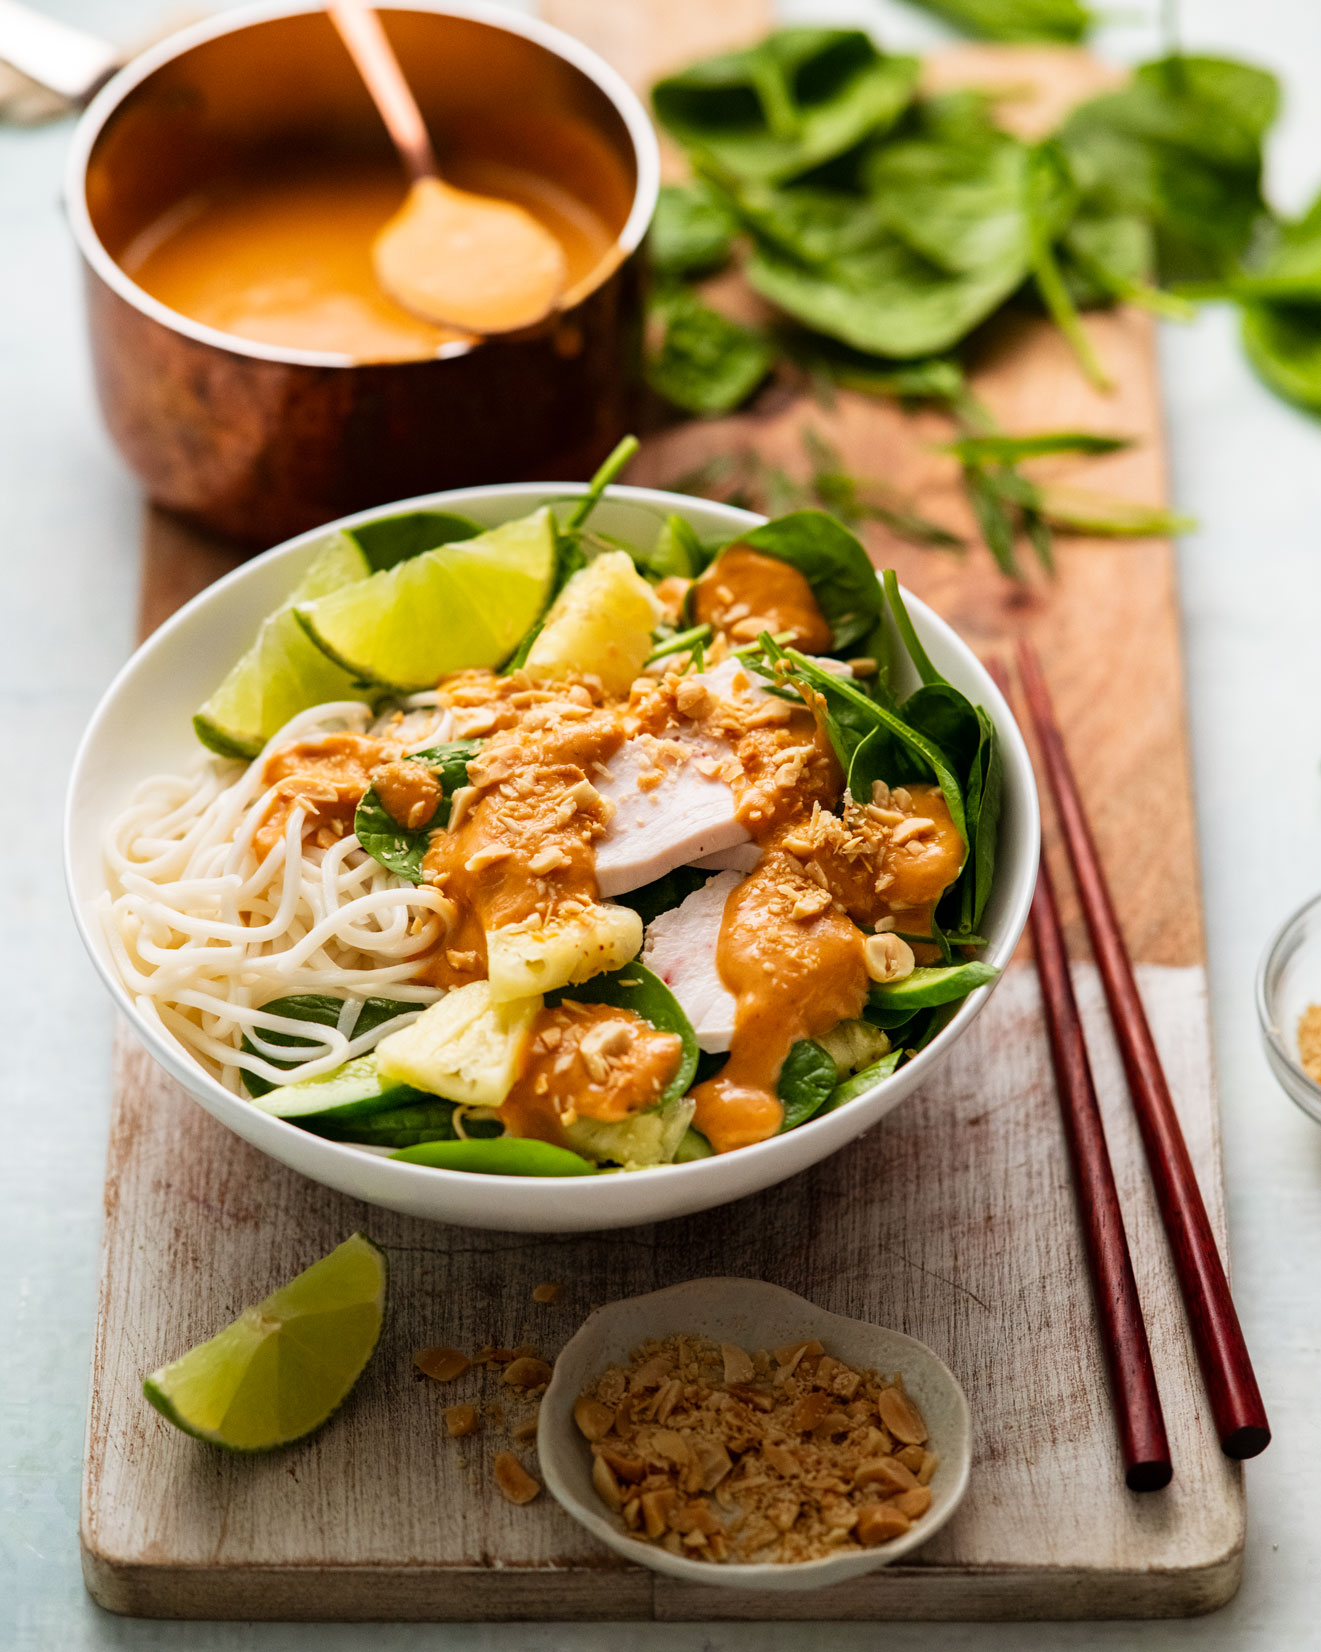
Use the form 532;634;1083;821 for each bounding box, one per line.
98;700;449;1093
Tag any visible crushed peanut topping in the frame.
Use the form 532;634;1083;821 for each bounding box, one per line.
1299;1004;1321;1086
577;1335;936;1564
414;1346;470;1383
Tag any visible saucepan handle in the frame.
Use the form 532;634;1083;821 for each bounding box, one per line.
0;0;119;104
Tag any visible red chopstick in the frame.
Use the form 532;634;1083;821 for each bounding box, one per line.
1015;640;1270;1461
1029;845;1172;1490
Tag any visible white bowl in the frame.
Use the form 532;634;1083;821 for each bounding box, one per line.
537;1277;972;1591
65;483;1039;1231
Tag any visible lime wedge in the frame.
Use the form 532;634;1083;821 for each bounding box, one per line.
194;533;372;759
142;1233;386;1451
295;508;557;693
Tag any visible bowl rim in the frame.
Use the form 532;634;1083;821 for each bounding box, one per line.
536;1276;973;1589
1255;888;1321;1115
63;0;661;369
65;480;1039;1218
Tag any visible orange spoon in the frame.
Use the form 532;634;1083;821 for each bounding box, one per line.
327;0;567;335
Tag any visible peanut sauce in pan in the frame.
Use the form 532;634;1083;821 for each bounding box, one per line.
119;156;618;362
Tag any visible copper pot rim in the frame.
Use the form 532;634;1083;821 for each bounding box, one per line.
63;0;661;371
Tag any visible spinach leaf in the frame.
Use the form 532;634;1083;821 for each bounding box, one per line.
547;960;700;1112
1241;302;1321;414
391;1138;598;1176
647;287;773;416
1058;56;1279;282
867;961;999;1022
897;0;1092;42
899;683;982;782
737;109;1040;360
747;229;1028;361
614;866;712;927
346;511;481;571
758;638;968;848
652;29;918;185
1206;192;1321;415
734;510;881;651
650;182;740;276
311;1099;503;1148
354;741;482;884
825;1048;904;1112
1024;141;1109;389
777;1039;839;1131
864;120;1034;277
963;704;1003;931
240;994;415;1097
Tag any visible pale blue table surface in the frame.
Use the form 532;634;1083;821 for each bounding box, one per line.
5;1;1321;1647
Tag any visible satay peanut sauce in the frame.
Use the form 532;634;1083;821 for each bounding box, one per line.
501;1001;684;1144
692;549;835;654
118;154;619;361
252;555;966;1156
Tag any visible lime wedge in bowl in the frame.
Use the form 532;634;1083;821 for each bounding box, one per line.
193;532;371;759
295;508;557;693
142;1233;386;1450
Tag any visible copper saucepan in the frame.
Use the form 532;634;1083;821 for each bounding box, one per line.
7;1;659;545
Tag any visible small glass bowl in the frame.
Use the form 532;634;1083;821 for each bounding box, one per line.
1257;890;1321;1125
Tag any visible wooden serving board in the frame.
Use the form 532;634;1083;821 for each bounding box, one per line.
81;7;1245;1622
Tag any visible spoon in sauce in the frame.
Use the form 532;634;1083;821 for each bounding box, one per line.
327;0;568;335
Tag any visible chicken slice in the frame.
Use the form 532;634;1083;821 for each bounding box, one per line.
642;871;742;1054
594;736;751;898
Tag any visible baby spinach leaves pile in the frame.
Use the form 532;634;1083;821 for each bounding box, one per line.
648;24;1321;533
651;31;1280;384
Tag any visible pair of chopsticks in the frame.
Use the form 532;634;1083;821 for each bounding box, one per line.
1000;642;1269;1491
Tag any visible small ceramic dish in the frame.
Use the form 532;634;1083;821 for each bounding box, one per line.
537;1278;972;1592
1257;890;1321;1125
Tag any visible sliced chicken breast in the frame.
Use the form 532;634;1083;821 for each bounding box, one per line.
642;871;741;1053
594;735;751;898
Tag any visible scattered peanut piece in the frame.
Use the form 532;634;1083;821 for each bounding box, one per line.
493;1451;541;1505
532;1281;561;1304
444;1404;479;1438
414;1347;469;1383
577;1335;936;1565
502;1355;553;1390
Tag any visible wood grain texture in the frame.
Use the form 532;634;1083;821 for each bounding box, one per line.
83;967;1242;1620
83;12;1243;1624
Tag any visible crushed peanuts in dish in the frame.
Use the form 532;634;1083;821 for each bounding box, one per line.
576;1335;937;1563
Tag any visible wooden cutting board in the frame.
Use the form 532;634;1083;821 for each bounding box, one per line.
80;5;1245;1621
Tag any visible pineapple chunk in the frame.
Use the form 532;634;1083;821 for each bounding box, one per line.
525;550;663;695
485;903;643;1002
375;981;540;1106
